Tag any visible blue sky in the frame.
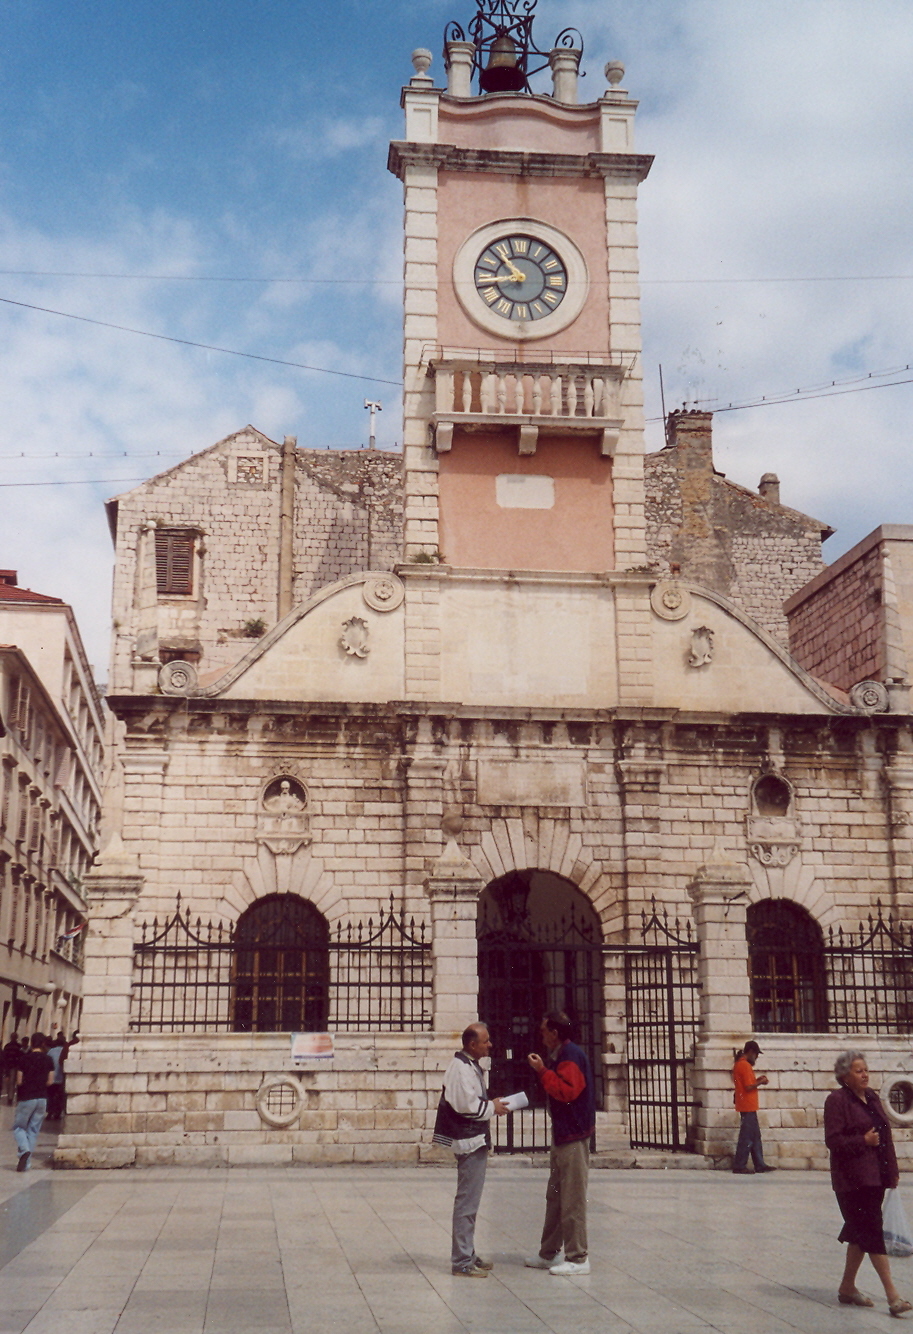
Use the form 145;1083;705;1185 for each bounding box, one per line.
1;0;912;672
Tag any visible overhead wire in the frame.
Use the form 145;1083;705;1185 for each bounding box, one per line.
0;294;401;387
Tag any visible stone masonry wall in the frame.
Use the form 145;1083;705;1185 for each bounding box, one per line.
786;542;883;693
702;1035;913;1173
58;699;913;1165
109;431;403;688
645;412;827;645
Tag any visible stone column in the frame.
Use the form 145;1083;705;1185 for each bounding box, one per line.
686;859;753;1161
78;839;144;1038
445;40;475;97
424;823;484;1038
549;47;581;104
886;725;913;916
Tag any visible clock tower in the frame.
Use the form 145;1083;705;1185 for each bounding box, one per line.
388;0;653;702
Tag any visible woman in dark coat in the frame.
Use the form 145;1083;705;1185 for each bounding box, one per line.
824;1050;911;1316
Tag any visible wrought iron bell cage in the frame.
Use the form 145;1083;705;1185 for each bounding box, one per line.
444;0;583;96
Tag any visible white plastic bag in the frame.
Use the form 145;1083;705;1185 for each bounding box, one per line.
884;1189;913;1258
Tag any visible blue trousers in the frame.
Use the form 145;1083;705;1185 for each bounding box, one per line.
13;1098;46;1161
733;1110;766;1171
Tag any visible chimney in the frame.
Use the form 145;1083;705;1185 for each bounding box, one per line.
0;570;17;586
758;473;780;505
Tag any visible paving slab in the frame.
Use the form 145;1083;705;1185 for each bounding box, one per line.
1;1100;912;1334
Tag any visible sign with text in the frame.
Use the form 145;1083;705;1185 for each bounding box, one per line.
290;1032;335;1064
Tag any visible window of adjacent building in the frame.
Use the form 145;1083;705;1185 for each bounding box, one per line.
16;778;28;843
155;529;196;596
747;899;826;1033
0;759;13;834
8;874;19;946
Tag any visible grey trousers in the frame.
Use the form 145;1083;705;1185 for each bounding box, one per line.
539;1138;589;1263
451;1145;488;1269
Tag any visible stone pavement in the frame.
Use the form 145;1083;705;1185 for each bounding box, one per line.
1;1107;912;1334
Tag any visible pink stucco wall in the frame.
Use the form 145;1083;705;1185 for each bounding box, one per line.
437;172;610;354
438;431;614;572
439;97;602;156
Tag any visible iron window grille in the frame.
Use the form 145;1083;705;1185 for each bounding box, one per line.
130;893;431;1034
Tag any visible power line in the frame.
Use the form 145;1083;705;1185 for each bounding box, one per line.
0;474;148;485
2;268;913;286
648;363;913;421
0;295;402;387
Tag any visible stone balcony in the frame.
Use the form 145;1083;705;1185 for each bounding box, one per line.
427;348;627;456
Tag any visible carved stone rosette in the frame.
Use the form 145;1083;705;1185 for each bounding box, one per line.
650;580;691;621
158;660;198;696
362;573;405;612
850;680;890;714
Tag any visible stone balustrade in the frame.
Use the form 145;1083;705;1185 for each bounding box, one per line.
430;354;625;456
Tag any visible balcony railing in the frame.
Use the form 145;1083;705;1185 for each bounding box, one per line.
428;349;626;456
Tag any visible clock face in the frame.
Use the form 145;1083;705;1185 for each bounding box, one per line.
473;233;568;323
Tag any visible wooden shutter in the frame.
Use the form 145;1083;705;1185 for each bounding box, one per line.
155;530;195;595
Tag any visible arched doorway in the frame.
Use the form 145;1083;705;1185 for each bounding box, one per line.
477;870;603;1151
232;894;329;1033
747;899;826;1032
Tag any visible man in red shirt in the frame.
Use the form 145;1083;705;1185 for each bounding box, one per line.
732;1040;776;1174
525;1012;595;1275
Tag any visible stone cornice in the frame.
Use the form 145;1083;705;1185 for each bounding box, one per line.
387;140;653;182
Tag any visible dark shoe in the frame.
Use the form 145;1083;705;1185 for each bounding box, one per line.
757;1165;777;1173
472;1255;494;1271
16;1152;29;1172
732;1168;752;1174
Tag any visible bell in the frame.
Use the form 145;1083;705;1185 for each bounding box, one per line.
479;33;526;93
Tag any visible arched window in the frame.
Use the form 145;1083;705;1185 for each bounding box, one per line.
232;894;329;1033
747;900;826;1033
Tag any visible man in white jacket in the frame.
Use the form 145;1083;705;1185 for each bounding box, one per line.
433;1023;508;1277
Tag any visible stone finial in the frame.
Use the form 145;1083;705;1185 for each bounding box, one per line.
605;60;625;90
411;48;433;83
758;473;780;505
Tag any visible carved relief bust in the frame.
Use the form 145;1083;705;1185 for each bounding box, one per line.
259;775;310;854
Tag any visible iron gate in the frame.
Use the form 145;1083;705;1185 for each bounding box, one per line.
478;906;604;1154
625;902;700;1151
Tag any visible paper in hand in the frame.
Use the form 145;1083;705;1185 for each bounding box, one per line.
501;1092;529;1112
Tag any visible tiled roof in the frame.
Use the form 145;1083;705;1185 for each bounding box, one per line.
0;584;65;605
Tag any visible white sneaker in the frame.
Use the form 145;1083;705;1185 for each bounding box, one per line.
549;1259;590;1276
524;1254;557;1269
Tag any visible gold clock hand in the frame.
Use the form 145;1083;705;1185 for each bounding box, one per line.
478;271;527;285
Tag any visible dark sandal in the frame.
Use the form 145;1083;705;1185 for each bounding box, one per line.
889;1298;913;1317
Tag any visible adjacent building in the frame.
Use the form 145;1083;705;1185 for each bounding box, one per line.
57;3;913;1171
0;571;103;1042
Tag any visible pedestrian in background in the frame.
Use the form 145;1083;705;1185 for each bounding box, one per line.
525;1011;595;1276
13;1033;54;1171
731;1040;776;1174
432;1022;508;1278
45;1033;67;1121
1;1034;22;1104
825;1050;911;1316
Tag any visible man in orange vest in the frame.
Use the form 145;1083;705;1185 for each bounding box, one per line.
731;1040;776;1174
